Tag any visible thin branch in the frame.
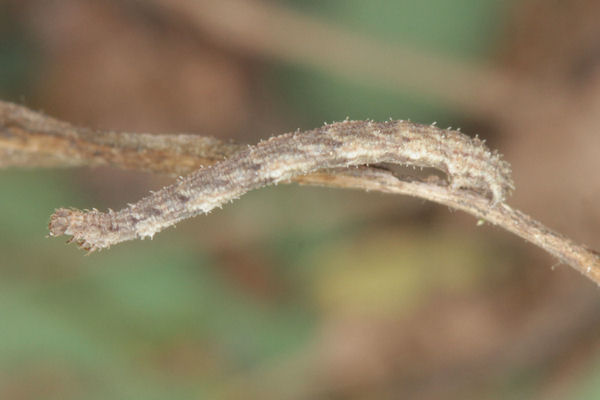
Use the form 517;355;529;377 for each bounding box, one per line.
1;100;599;285
304;168;600;284
0;100;241;174
145;0;538;117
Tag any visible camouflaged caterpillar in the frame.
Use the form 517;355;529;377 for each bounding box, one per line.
49;120;514;251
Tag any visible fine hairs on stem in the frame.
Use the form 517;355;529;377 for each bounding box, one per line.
1;100;599;285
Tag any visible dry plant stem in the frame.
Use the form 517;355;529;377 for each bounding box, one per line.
1;102;599;285
0;101;241;175
301;168;600;284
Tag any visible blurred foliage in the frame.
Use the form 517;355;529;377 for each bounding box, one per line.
273;0;507;128
1;0;599;399
0;172;315;398
576;353;600;400
0;5;38;100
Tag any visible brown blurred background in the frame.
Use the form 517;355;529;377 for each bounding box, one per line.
1;0;600;399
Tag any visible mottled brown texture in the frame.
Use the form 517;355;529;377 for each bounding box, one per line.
0;100;241;175
47;119;513;251
1;101;599;285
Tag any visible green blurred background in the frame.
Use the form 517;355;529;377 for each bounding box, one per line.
2;0;600;399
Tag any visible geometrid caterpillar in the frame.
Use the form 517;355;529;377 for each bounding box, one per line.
49;119;514;251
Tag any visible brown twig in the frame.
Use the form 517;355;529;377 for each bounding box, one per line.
145;0;538;117
1;100;599;284
0;100;241;174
